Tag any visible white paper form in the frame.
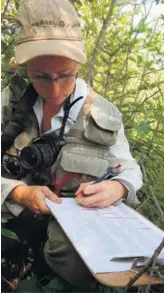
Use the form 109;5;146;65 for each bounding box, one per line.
46;198;164;274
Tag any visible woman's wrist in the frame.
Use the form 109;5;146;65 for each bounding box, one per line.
9;184;27;203
111;180;128;199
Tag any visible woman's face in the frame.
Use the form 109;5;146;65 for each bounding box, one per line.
27;55;77;106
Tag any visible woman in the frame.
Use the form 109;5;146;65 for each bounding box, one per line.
1;0;142;290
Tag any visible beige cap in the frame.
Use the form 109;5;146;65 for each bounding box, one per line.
15;0;87;64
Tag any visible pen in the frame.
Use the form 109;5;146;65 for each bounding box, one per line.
94;164;121;184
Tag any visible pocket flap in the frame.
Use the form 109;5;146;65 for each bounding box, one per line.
90;98;122;131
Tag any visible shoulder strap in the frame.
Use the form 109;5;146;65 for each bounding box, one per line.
67;90;99;139
1;83;38;153
78;89;98;117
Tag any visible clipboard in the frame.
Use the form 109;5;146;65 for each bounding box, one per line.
94;257;164;286
46;198;164;287
94;271;164;287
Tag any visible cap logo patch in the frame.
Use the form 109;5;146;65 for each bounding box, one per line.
31;20;65;27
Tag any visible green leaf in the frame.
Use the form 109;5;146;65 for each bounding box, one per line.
155;0;164;4
160;14;164;20
1;228;20;241
137;55;143;65
135;123;151;134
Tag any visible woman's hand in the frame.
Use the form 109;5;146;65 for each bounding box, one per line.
75;180;128;208
10;185;62;214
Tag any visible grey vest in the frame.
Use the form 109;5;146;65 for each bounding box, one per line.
50;91;122;196
3;91;122;196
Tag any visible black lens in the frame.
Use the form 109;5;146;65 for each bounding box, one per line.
20;145;42;170
20;134;63;171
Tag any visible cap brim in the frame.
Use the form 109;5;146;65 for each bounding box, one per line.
15;39;87;65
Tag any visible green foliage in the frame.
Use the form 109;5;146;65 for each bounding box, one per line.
155;0;164;4
1;228;20;241
135;123;151;135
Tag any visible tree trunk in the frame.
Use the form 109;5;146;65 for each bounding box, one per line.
85;0;116;85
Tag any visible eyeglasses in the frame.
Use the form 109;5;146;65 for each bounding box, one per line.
29;72;78;86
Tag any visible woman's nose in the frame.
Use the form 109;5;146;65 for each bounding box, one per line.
47;80;60;97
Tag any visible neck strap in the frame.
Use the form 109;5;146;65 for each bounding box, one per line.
59;94;83;139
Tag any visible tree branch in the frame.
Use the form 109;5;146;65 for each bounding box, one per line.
2;0;10;19
2;37;15;55
124;90;160;124
126;237;164;289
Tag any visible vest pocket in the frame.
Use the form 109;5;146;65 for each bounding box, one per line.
60;145;109;178
84;106;121;146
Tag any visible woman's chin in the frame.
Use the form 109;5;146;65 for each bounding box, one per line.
45;97;65;106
